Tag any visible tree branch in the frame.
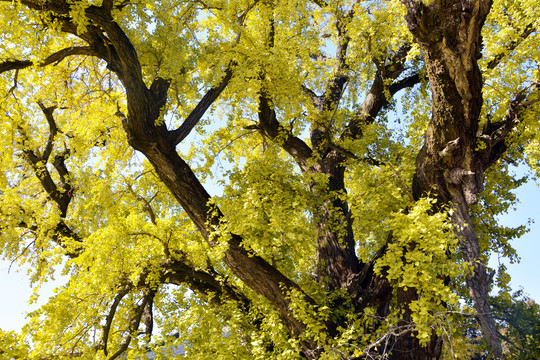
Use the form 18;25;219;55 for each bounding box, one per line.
163;258;251;308
107;290;154;360
342;44;414;140
19;104;75;216
388;73;421;96
0;60;33;74
40;46;97;66
102;285;132;356
320;12;351;114
301;85;324;110
258;90;316;172
309;0;327;8
0;47;98;75
307;5;355;152
101;0;114;13
37;102;58;162
478;82;540;168
486;23;536;70
125;184;158;225
169;67;233;145
12;106;82;256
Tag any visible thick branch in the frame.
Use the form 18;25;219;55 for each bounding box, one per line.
309;0;328;8
40;46;97;66
388;73;421;96
320;10;352;114
170;68;233;145
0;60;33;74
101;0;114;13
53;152;73;193
102;285;132;356
258;91;315;172
301;85;325;110
163;258;250;308
307;5;355;152
0;47;97;76
21;145;66;213
479;83;540;168
37;102;58;162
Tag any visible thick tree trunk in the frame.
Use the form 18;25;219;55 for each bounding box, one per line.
9;0;536;358
388;287;443;360
312;149;360;290
127;130;318;349
402;0;503;357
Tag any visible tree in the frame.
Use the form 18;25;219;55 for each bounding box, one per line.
0;0;538;358
491;292;540;359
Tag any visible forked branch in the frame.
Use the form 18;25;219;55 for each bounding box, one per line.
102;285;132;356
479;82;540;168
342;44;414;141
106;290;154;360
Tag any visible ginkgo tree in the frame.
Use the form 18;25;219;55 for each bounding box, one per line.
0;0;538;358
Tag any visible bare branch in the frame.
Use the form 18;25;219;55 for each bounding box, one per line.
170;67;233;145
358;324;414;357
0;47;97;75
0;60;33;74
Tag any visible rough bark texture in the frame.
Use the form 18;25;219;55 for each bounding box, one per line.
6;0;537;358
401;0;503;357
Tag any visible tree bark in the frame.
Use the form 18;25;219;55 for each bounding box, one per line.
401;0;503;357
7;0;529;357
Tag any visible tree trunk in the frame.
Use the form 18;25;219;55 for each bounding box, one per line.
312;149;360;290
402;0;503;357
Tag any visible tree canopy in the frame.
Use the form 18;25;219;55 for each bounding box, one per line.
0;0;539;359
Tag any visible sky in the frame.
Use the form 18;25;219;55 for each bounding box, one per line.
489;177;540;300
1;175;539;333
